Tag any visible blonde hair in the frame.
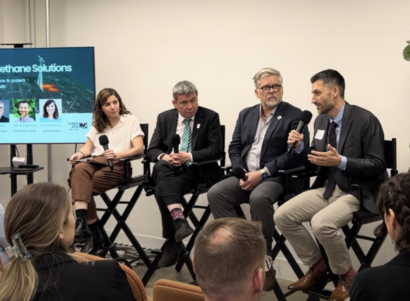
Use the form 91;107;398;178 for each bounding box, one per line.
253;67;283;88
0;182;72;301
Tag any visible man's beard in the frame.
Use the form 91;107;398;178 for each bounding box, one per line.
265;97;281;108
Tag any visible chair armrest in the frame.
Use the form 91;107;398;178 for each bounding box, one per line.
153;279;204;301
278;166;306;174
191;158;222;166
119;155;144;163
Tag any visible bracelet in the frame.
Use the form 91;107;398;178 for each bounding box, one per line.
77;151;85;158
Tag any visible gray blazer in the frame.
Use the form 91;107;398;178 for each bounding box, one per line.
298;102;386;213
229;101;307;182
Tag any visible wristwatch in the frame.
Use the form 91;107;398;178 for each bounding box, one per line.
260;169;268;180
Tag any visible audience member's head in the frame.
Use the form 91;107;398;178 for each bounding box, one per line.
42;99;59;119
0;182;74;301
93;88;130;132
377;173;410;251
194;218;266;301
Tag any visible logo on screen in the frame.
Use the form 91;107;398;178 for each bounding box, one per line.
79;122;88;129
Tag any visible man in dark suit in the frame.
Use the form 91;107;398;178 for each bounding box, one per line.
147;80;222;268
274;69;386;301
207;67;306;291
0;101;9;122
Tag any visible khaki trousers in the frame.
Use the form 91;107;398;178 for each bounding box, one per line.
69;159;131;220
274;185;359;274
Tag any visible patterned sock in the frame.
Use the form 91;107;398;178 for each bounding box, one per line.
342;266;356;279
170;208;185;221
75;209;87;219
313;257;327;272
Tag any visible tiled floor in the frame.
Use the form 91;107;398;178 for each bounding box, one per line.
134;264;308;301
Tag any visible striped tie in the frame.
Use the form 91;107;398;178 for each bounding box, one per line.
180;119;192;153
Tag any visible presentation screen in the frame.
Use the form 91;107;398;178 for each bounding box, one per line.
0;47;95;144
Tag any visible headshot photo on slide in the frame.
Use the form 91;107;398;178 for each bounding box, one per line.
13;99;36;122
0;100;10;123
40;99;62;122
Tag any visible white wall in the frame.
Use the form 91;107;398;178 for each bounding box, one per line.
1;0;410;281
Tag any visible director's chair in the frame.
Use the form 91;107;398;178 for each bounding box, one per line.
79;124;165;285
142;125;226;282
302;138;398;301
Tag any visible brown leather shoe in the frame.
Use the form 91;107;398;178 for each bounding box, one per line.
263;266;276;291
329;275;352;301
288;266;325;291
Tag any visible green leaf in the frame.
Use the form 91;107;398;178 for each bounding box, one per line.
404;44;410;61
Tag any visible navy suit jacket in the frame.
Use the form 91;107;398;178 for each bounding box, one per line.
147;106;223;186
0;115;9;122
229;101;307;182
297;102;386;213
350;249;410;301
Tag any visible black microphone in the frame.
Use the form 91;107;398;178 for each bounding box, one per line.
287;110;313;153
171;134;180;154
233;167;248;181
99;135;113;171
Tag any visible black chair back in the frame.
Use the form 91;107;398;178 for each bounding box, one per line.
140;123;149;155
384;138;398;177
220;125;226;167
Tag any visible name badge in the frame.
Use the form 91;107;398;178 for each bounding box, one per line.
315;129;325;140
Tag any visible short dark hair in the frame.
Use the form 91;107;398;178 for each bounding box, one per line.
376;173;410;251
310;69;345;98
194;218;266;299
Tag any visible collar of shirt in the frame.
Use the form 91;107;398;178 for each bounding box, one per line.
177;113;195;124
259;105;277;118
329;102;345;127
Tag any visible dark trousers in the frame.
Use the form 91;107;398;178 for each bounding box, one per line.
152;160;197;239
69;158;131;221
207;176;283;255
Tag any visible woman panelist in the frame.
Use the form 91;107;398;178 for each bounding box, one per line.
69;88;144;254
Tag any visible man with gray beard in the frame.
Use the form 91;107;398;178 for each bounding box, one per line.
207;67;306;291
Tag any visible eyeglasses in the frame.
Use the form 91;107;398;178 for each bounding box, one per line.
264;255;273;271
252;255;273;280
259;84;282;93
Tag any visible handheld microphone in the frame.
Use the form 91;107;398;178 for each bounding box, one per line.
233;167;248;181
171;134;180;154
287;110;313;153
99;135;113;171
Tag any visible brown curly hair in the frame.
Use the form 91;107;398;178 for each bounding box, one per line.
92;88;130;133
376;173;410;251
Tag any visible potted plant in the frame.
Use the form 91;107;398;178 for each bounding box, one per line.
404;41;410;61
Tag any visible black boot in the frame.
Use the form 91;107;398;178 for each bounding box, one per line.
81;224;104;255
158;240;185;268
173;218;194;243
74;217;92;244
